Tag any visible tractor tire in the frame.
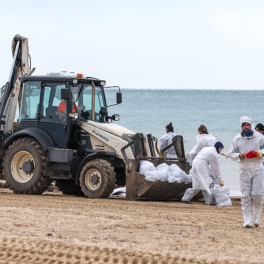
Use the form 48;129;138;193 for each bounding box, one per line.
3;137;51;194
79;159;116;198
55;180;84;196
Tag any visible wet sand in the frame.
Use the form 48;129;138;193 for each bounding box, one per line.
0;188;262;264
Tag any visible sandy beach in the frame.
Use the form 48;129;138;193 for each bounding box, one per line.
0;187;262;264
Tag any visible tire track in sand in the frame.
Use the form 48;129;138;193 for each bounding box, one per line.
0;237;243;264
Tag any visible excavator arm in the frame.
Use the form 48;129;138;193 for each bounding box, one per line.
0;35;31;145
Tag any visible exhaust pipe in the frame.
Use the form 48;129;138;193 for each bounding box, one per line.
91;81;95;121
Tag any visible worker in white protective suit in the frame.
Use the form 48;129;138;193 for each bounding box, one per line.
159;122;177;158
182;142;224;203
186;124;218;184
186;124;217;165
228;116;264;228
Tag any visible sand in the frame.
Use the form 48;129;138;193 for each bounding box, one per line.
0;187;263;264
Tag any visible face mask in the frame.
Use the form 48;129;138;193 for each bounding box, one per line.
244;129;253;137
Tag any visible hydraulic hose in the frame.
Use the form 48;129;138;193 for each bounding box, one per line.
155;140;163;158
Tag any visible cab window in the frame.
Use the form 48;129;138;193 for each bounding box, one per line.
20;81;41;120
71;83;105;122
40;83;67;124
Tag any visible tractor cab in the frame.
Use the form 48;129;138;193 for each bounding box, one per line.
18;72;122;149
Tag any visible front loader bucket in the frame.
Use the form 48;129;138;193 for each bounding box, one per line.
125;158;202;200
122;133;202;201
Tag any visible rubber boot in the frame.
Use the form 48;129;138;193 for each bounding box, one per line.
243;218;254;228
253;201;263;227
242;199;253;228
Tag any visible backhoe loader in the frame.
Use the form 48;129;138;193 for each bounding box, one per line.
0;34;195;200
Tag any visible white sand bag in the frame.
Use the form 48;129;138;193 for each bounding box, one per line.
169;164;192;183
139;160;156;176
167;172;183;183
110;187;126;197
156;163;170;171
145;167;170;182
213;186;232;206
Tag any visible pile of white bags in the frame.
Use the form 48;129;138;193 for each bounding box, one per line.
139;161;192;183
168;164;192;183
139;160;156;175
145;164;169;182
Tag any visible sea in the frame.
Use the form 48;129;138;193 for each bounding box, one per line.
105;89;264;196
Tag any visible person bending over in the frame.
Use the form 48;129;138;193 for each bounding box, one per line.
186;124;219;185
182;142;224;203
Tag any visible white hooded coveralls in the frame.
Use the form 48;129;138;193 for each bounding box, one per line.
186;133;218;184
182;147;222;201
228;116;264;226
187;134;217;166
159;132;177;158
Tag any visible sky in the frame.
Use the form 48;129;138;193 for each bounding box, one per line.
0;0;264;89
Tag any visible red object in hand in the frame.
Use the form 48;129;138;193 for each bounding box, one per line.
246;150;257;159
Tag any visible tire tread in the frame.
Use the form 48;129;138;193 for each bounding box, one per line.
80;159;116;198
3;137;51;195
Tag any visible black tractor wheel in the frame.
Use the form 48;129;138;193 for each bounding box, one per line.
3;137;51;194
55;180;84;196
79;159;116;198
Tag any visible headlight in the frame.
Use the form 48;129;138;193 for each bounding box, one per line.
112;114;120;121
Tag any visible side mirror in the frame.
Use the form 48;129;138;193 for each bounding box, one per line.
61;89;70;100
116;92;122;104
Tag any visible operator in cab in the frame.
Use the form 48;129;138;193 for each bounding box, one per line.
58;100;77;121
159;122;177;158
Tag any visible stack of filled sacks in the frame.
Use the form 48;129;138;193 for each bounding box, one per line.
168;164;192;183
139;161;192;183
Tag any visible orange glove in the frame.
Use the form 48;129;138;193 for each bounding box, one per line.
255;151;263;159
246;151;257;158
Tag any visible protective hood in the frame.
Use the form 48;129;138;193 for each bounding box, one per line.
240;116;254;137
214;141;224;153
240;116;252;127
